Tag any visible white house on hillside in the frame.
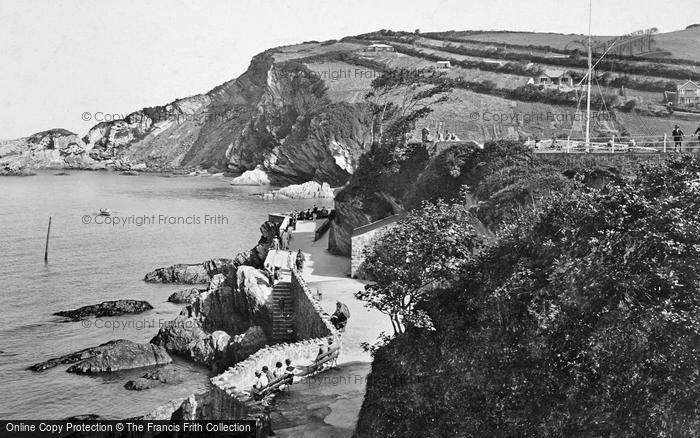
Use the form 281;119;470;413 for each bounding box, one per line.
534;69;574;89
436;60;451;70
676;80;700;106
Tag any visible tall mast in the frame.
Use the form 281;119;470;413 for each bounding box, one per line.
585;0;592;149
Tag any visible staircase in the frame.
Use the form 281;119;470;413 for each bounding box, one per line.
271;281;295;343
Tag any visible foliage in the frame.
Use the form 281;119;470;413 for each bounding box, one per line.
365;67;453;146
355;156;700;437
356;199;487;334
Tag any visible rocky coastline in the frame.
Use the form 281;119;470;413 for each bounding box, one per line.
28;214;284;423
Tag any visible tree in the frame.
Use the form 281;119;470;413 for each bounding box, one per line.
364;67;452;146
356;199;487;334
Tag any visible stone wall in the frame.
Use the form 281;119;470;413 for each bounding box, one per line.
211;339;322;394
350;216;400;278
212;269;339;392
291;268;337;340
148;230;340;435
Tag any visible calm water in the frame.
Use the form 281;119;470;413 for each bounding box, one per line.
0;171;330;419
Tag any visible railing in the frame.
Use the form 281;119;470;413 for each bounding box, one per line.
527;134;700;154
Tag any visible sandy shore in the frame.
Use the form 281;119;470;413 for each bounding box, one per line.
270;220;392;437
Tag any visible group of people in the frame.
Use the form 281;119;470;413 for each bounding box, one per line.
251;358;297;398
421;126;461;143
290;205;332;222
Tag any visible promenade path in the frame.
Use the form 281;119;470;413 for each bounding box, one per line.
270;220;392;437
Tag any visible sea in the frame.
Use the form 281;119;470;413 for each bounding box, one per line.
0;171;331;419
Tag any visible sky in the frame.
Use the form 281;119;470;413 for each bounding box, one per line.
1;0;698;139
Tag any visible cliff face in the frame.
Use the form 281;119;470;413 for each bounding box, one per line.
0;129;99;173
3;50;371;184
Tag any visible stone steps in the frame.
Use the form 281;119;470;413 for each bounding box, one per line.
271;281;295;342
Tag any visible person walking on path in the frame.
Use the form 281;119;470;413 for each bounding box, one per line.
672;125;685;152
287;250;295;273
272;235;280;251
295;249;305;271
280;228;290;250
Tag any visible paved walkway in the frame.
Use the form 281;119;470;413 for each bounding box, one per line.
270;220;392;437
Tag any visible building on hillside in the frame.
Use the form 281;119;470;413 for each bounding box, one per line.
362;43;395;53
536;69;574;89
676;80;700;107
435;60;451;70
350;214;403;278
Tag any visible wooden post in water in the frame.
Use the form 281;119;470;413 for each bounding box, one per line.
44;216;51;262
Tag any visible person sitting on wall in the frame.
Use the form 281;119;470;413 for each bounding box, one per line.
262;365;275;384
285;358;296;375
251;370;269;398
330;301;350;331
316;340;328;361
328;337;339;353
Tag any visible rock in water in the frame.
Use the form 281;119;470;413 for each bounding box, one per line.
144;264;209;284
262;181;335;199
66;341;171;374
230;167;270;185
168;288;204;304
30;339;171;373
54;300;153;320
144;258;232;284
124;366;184;391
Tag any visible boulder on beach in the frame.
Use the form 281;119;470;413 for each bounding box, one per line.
30;339;172;373
230;167;270;186
168;288;204;304
54;300;153;320
124;366;184;391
